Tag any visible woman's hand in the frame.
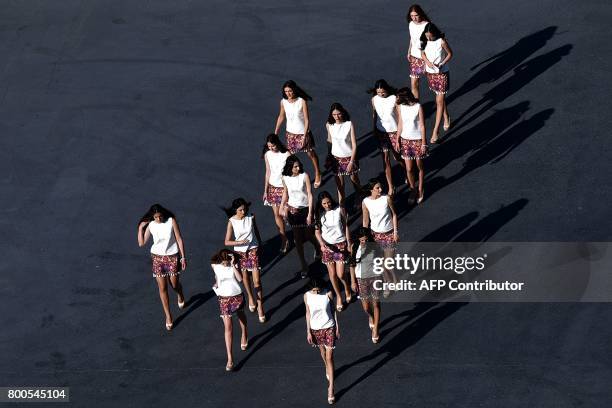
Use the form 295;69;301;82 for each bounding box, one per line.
180;258;187;271
346;160;354;172
307;331;313;345
393;231;399;242
351;280;358;293
320;243;328;253
421;143;428;154
262;191;267;202
139;221;149;230
335;327;340;340
307;214;313;226
238;239;250;245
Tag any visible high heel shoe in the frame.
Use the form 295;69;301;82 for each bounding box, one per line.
258;314;267;323
336;303;344;312
443;116;451;131
328;395;335;405
178;299;185;310
241;340;249;351
368;317;374;330
165;322;173;331
225;362;234;372
417;192;425;204
280;240;289;254
248;303;257;313
372;335;380;344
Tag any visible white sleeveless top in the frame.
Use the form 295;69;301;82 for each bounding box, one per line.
372;95;398;132
424;39;449;73
230;215;258;252
306;291;335;330
363;196;393;233
283;173;308;208
212;264;242;297
355;244;376;279
409;21;428;58
399;103;422;140
266;150;290;187
282;97;305;134
149;217;178;256
328;121;353;158
320;207;345;244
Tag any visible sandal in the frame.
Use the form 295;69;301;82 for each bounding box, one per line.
248;303;256;313
178;299;185;310
443;116;451;131
225;362;234;372
165;322;173;331
258;314;267;323
241;340;249;351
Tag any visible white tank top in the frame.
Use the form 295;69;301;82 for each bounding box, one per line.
283;173;308;208
266;150;290;187
282;97;305;134
213;264;242;297
328;121;353;158
424;39;449;73
320;207;345;244
409;21;428;58
372;95;398;132
399;103;422;140
363;196;393;233
354;244;376;279
230;215;258;252
306;291;335;330
149;217;178;256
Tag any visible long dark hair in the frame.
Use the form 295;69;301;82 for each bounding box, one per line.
406;4;431;25
396;87;419;105
362;177;385;198
314;191;340;228
420;22;445;50
210;248;238;265
307;276;328;292
261;133;288;157
282;80;312;101
368;79;397;96
282;155;304;177
352;226;376;265
326;102;351;124
138;204;176;225
223;197;251;218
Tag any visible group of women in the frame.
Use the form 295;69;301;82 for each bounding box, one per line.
135;5;453;404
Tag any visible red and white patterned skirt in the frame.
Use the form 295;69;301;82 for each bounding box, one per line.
237;247;260;272
218;294;245;317
427;72;450;95
151;254;179;278
409;56;426;78
310;326;336;349
264;185;284;206
321;241;349;264
400;139;428;160
286;131;315;154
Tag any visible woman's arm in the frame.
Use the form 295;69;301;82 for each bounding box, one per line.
232;264;243;282
137;222;151;247
330;292;340;338
396;105;403;138
418;105;427;147
362;201;370;228
280;178;288;216
172;219;187;270
439;39;453;67
224;221;247;247
263;154;271;202
304;173;313;226
421;47;435;69
371;98;377;131
274;100;286;134
302;99;310;135
387;196;399;242
211;264;219;288
349;123;357;172
304;294;313;344
341;207;351;246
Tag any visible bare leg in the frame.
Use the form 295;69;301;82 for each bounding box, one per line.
361;299;373;329
335;262;351;299
372;301;381;340
168;274;185;305
155;276;172;326
327;263;343;310
222;316;233;367
443;98;450;129
382;150;394;195
307;150;322;187
241;269;256;311
416;158;425;201
411;76;420;100
335;175;346;206
251;268;265;318
318;344;327;366
271;206;288;250
326;347;335;400
432;93;444;142
237;310;248;345
405;158;415;190
350;173;362;192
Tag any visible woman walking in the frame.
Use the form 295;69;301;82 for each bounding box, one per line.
349;227;382;343
280;155;320;277
370;79;405;196
304;277;339;404
211;249;248;371
396;87;427;203
420;22;453;143
314;191;352;312
262;133;291;253
224;198;266;323
274;80;322;188
405;4;431;98
325;102;361;206
137;204;187;331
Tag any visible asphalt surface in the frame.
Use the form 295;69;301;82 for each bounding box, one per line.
2;0;612;407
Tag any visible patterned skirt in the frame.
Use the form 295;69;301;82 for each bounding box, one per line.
372;230;397;250
357;277;381;301
218;293;244;317
286;205;310;228
264;185;284;206
151;254;179;278
237;247;260;271
332;155;359;176
310;326;336;349
427;72;450;95
409;55;426;78
322;241;349;264
400;139;428;160
376;130;400;154
286;131;315;154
